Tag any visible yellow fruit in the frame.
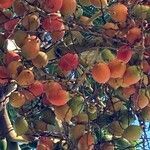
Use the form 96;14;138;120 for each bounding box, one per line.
14;117;29;136
122;125;142;141
54;104;72;122
9;91;26;108
32;51;48;68
108;121;125;136
16;69;35;86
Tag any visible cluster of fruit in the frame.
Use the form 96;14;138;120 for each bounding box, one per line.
0;0;149;150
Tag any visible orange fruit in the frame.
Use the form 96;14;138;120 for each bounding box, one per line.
109;3;128;22
126;27;141;44
108;59;126;78
92;62;111;84
9;91;26;108
22;35;40;60
122;66;141;86
16;69;35;86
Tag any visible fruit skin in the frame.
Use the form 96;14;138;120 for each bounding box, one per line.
0;66;9;84
40;0;63;12
122;125;142;141
78;133;94;150
122;85;136;99
60;0;77;16
4;19;19;31
103;22;119;37
13;30;28;48
74;112;89;124
38;137;53;149
9;91;26;108
22;13;40;31
22;80;44;101
133;90;149;110
91;62;111;84
16;69;35;86
143;60;150;74
14;117;29;136
36;144;49;150
21;35;40;60
32;51;48;68
70;124;86;140
42;14;65;42
109;3;128;22
12;0;26;16
108;121;126;136
108;59;126;78
58;53;79;71
140;106;150;121
54;104;72;122
44;81;69;106
0;0;14;9
122;66;141;86
4;51;21;65
126;27;141;44
117;45;133;63
7;61;23;79
90;0;107;8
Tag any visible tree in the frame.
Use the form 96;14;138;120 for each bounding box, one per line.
0;0;149;149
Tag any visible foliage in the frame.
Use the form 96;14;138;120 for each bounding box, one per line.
0;0;149;150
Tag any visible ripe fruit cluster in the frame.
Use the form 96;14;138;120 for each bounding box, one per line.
0;0;149;150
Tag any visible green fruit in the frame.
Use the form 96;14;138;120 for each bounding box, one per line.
0;139;7;150
14;117;29;136
133;5;150;21
122;125;142;141
68;96;84;116
101;49;115;62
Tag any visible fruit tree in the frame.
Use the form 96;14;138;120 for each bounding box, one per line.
0;0;149;150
